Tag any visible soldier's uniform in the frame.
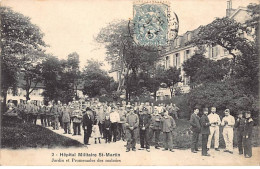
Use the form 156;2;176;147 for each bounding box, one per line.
150;112;162;149
57;104;63;128
31;103;38;125
62;105;71;134
234;113;246;154
52;104;59;130
71;108;83;135
139;108;151;151
46;104;53;127
39;105;47;127
125;109;139;152
243;116;254;158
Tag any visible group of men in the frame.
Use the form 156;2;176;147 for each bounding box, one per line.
7;99;254;158
190;107;254;158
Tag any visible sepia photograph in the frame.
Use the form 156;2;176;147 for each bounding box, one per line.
0;0;259;166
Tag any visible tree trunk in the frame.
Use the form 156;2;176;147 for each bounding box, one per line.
170;88;174;98
2;89;8;112
26;89;30;101
153;90;157;100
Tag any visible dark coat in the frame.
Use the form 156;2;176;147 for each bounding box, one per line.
200;114;210;135
190;113;201;133
103;119;111;129
82;113;93;130
139;114;151;129
244;118;254;138
234;117;246;133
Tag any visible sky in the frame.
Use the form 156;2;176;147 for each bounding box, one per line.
2;0;258;70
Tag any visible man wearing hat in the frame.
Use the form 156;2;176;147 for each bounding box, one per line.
138;107;151;152
190;108;201;153
221;109;235;154
83;107;93;145
125;106;139;152
149;106;162;149
200;108;211;156
71;105;83;135
62;103;72;134
234;111;246;155
243;111;254;158
161;110;176;152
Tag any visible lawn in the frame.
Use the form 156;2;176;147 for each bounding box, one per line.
1;118;83;149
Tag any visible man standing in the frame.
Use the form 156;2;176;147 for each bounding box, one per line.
207;107;221;151
45;101;53;127
138;107;151;152
243;111;254;158
234;111;246;155
161;110;176;152
149;106;162;149
200;108;211;156
71;105;83;135
125;107;139;152
221;109;235;154
62;104;71;134
190;108;201;153
82;107;93;146
110;106;120;142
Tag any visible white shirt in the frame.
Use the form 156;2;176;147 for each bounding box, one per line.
208;113;221;127
221;115;235;128
110;111;120;123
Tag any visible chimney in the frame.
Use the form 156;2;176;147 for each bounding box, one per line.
226;0;233;17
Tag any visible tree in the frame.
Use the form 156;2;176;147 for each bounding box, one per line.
188;17;248;74
1;7;46;107
164;67;182;97
96;20;160;100
82;59;114;98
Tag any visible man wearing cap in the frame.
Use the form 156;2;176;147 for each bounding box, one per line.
138;107;151;152
125;107;139;152
96;104;105;138
71;105;83;135
62;104;72;134
118;106;126;141
46;101;53;127
200;108;211;156
234;111;246;155
52;102;60;130
243;111;254;158
161;110;176;152
221;109;235;154
110;106;120;142
207;107;221;151
149;106;162;149
190;108;201;153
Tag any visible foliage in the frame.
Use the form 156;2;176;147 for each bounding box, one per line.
164;67;182;97
1;6;46;106
82;59;115;98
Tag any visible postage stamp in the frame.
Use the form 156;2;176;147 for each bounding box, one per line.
133;0;178;46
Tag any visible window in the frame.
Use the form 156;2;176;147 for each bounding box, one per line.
184;50;190;61
165;56;170;69
175;53;180;68
211;46;219;58
187;33;191;41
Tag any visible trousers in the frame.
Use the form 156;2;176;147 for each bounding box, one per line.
84;128;92;144
73;122;81;135
223;127;234;152
191;132;199;152
140;129;150;149
103;128;111;142
202;134;209;155
40;114;47;127
163;132;173;150
126;128;138;149
111;123;118;142
150;128;160;147
244;137;252;157
237;131;244;154
207;126;219;149
63;122;71;134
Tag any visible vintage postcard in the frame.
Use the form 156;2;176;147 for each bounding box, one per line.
0;0;259;166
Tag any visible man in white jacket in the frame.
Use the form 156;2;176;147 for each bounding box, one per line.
207;107;221;151
221;109;235;154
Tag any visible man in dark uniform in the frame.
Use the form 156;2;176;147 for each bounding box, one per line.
200;108;211;156
243;111;254;158
234;111;246;155
138;107;151;152
190;108;201;153
82;107;93;146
